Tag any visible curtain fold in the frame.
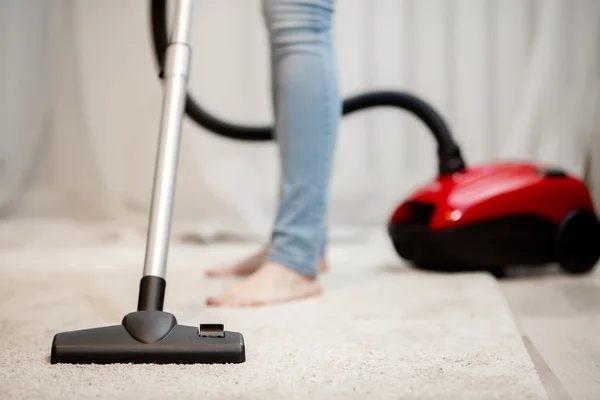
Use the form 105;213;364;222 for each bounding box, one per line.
2;0;599;241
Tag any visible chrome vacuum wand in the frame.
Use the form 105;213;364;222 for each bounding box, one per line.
50;0;246;365
138;0;193;310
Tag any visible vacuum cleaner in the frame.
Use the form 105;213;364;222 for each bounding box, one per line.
150;0;600;276
50;0;245;364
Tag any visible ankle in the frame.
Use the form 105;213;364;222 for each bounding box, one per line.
262;261;318;280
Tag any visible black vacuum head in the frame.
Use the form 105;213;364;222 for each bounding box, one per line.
50;310;245;364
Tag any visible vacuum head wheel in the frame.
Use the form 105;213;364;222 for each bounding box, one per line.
50;310;245;364
556;209;600;274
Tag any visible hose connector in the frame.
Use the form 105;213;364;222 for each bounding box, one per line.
438;145;466;175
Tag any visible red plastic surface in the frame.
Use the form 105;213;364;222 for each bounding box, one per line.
390;162;596;230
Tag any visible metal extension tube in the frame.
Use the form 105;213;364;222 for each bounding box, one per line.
142;0;193;280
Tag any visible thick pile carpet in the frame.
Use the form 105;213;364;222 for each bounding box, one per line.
0;227;547;399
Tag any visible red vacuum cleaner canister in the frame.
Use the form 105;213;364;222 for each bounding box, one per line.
388;162;600;275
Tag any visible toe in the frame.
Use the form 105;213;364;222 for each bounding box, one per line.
206;297;217;306
206;296;226;306
205;267;232;277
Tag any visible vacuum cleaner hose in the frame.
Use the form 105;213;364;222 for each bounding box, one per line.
149;0;466;175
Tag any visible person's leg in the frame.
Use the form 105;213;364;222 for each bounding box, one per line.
206;0;340;306
205;1;334;279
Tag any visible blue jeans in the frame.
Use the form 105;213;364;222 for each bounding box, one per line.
262;0;340;276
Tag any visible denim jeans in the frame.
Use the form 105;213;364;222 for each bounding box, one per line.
262;0;341;276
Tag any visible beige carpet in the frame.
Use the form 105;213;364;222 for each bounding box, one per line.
0;225;548;399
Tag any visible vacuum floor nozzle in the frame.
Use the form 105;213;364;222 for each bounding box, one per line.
50;311;245;364
49;1;246;366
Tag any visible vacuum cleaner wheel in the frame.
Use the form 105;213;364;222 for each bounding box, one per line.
556;209;600;274
391;235;412;260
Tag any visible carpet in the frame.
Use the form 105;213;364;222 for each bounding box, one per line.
0;229;548;399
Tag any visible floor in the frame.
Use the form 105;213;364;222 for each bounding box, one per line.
500;265;600;400
0;237;547;399
0;220;597;398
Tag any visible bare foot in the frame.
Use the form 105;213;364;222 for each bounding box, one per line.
205;245;328;277
206;262;321;307
205;245;270;277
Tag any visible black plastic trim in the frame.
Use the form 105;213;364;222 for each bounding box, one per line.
123;310;177;344
137;276;166;311
538;168;567;178
404;201;436;225
389;215;558;270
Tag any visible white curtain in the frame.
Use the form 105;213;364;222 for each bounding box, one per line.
0;0;61;217
2;0;600;243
